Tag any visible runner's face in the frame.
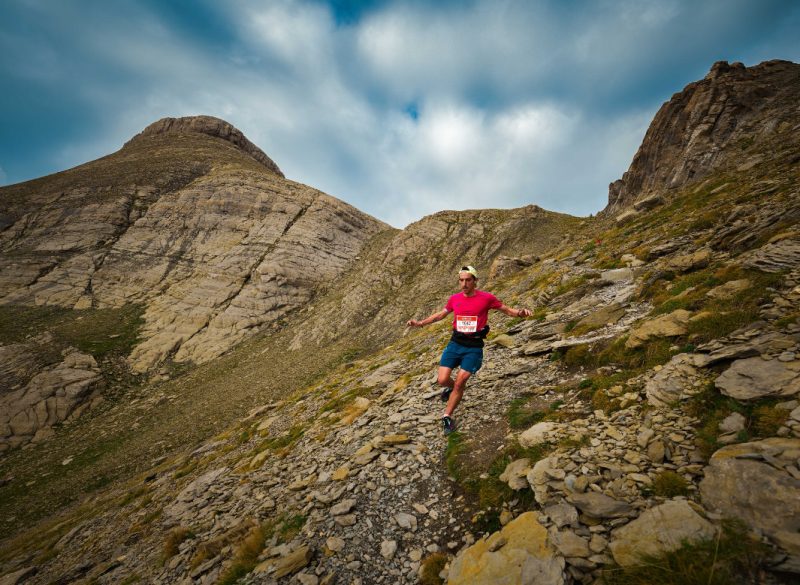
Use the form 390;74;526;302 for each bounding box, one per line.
458;273;476;294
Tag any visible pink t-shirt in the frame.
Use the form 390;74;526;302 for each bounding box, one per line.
445;290;503;333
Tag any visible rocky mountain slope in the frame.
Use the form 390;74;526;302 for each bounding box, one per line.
0;116;388;451
0;60;799;585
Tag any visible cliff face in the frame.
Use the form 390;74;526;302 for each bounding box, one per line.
605;60;800;215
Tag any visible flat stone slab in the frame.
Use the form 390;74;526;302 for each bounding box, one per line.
609;500;716;566
715;357;800;400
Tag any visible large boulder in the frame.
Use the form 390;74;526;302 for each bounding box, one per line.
706;279;751;300
715;357;800;400
519;422;559;449
609;500;717;566
447;512;565;585
700;439;800;562
626;309;691;349
664;248;712;273
645;353;709;406
574;303;626;331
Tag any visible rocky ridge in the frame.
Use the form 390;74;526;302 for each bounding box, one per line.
124;115;285;178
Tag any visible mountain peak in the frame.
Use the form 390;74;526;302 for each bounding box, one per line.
604;59;800;216
124;115;284;177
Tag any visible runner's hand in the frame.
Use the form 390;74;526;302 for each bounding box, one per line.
518;308;532;318
407;319;420;327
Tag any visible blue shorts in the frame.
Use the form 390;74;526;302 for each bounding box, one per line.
440;340;483;374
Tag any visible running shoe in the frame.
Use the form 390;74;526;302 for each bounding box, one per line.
442;415;456;435
440;387;452;403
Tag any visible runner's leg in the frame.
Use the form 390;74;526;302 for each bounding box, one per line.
437;366;455;389
444;368;472;417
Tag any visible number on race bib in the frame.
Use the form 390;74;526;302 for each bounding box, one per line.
456;315;478;333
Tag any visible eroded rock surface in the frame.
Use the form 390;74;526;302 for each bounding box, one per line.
0;350;101;451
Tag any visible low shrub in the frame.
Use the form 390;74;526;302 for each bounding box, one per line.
419;552;448;585
507;396;547;429
217;523;267;585
163;527;195;562
652;471;690;497
751;404;789;437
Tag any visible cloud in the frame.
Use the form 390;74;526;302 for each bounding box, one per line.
1;0;798;228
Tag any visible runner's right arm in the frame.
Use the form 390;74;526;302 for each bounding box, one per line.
406;308;450;328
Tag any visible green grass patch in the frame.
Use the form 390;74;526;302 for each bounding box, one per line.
507;397;548;430
684;384;741;458
0;303;145;358
751;403;790;437
263;425;305;453
600;519;769;585
444;432;469;483
319;385;371;414
446;431;548;534
553;274;592;297
507;394;573;429
119;486;150;507
276;513;306;543
531;307;548;322
683;385;790;458
775;310;800;328
559;336;676;372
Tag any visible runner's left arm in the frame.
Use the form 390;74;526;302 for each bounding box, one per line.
496;304;532;318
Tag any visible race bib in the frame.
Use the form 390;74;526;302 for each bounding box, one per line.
456;315;478;333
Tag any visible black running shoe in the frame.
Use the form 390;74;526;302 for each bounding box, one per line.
440;387;452;402
442;415;456;435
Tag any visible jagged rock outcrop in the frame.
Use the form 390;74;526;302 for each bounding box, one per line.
605;60;800;215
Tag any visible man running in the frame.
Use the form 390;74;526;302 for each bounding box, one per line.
406;265;532;435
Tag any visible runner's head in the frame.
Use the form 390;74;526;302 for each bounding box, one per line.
458;265;478;294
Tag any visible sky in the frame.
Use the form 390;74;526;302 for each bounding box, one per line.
1;1;798;227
